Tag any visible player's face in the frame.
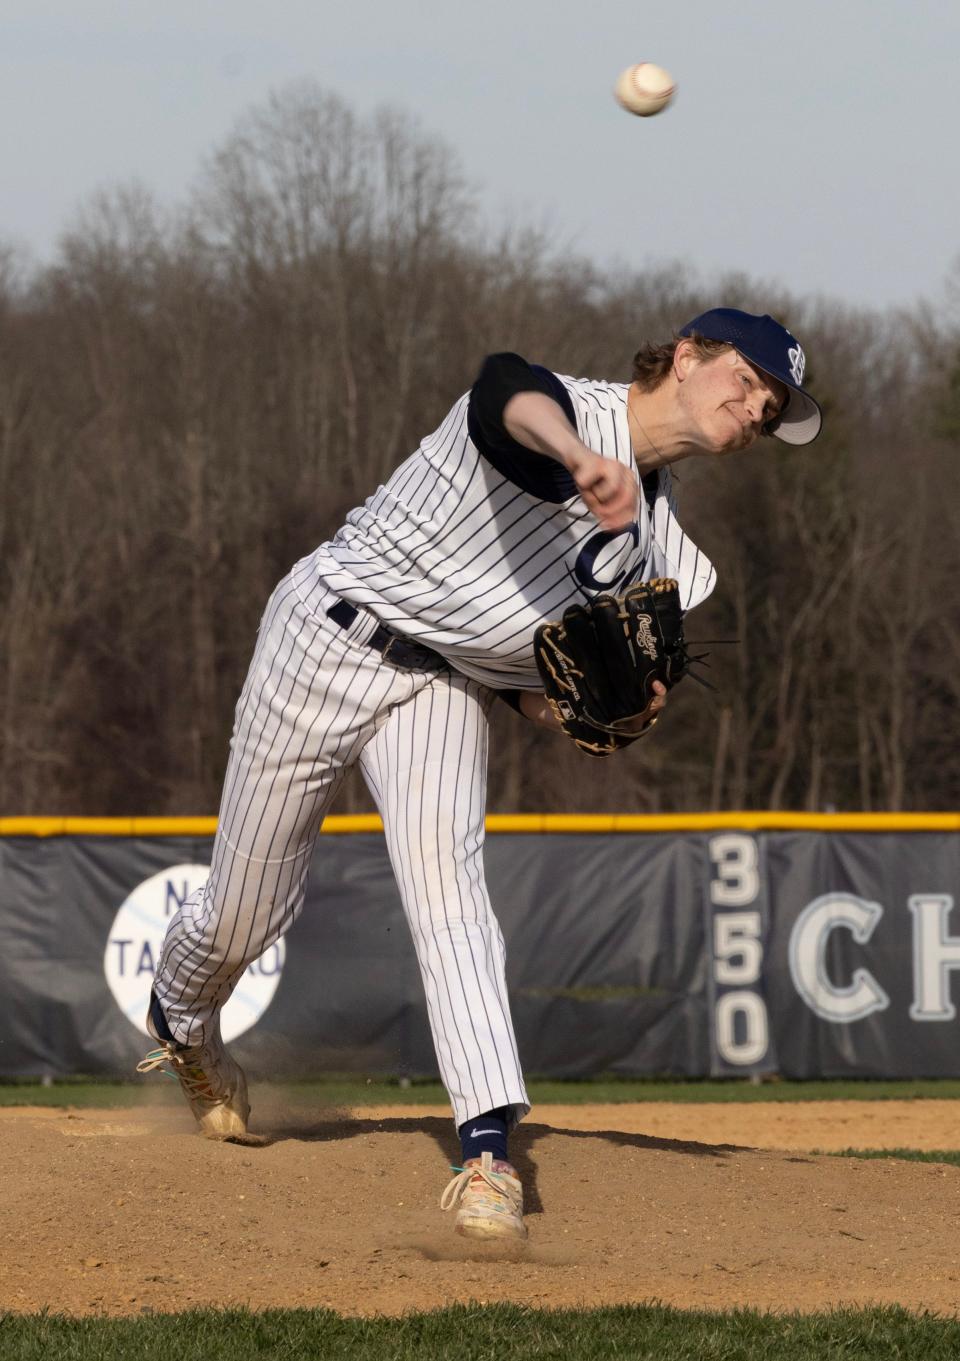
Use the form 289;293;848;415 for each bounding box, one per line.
681;348;788;455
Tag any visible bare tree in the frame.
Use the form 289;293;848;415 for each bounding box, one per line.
1;84;957;815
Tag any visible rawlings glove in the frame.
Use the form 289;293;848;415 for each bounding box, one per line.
533;578;692;756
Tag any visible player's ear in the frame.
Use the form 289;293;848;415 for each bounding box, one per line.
672;339;699;383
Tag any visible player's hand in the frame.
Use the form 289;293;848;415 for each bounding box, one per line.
517;690;564;731
618;680;668;732
568;449;640;530
500;393;639;529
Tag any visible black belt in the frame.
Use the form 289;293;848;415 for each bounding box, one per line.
325;599;447;672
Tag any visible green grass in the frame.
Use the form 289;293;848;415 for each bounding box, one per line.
826;1147;960;1166
2;1303;959;1360
4;1074;960;1108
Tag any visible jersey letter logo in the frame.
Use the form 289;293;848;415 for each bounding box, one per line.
572;524;644;594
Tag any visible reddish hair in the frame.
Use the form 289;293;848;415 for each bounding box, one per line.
631;332;732;392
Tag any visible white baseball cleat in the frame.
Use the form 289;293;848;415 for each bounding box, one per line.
136;1014;250;1139
440;1151;527;1240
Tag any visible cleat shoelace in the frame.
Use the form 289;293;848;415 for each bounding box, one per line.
136;1043;221;1101
439;1159;521;1214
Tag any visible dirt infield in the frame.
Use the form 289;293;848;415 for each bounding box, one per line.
4;1097;960;1317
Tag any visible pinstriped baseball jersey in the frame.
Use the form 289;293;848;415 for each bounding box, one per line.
147;349;718;1143
145;317;818;1173
306;362;716;690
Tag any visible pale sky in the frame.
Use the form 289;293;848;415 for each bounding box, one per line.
3;0;959;309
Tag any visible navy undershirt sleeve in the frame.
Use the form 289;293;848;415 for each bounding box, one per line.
467;352;579;501
497;689;525;714
641;469;659;511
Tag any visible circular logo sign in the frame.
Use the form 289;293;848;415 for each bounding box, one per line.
104;863;285;1043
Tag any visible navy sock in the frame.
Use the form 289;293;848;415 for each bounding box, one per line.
148;990;177;1044
458;1107;511;1165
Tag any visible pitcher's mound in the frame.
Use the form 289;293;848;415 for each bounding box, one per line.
3;1100;959;1317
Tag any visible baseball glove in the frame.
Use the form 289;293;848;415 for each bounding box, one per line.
533;578;692;757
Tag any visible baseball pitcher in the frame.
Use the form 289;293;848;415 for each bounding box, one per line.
138;308;821;1240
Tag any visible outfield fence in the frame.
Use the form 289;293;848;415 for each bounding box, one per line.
0;814;957;1080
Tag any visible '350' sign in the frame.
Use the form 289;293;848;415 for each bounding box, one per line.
707;832;958;1070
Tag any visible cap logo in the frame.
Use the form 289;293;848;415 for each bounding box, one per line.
787;345;806;386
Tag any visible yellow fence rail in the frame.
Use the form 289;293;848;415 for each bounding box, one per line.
0;813;957;837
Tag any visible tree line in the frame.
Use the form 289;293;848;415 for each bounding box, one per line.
1;81;956;815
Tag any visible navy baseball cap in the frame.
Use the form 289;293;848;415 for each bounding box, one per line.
679;308;823;446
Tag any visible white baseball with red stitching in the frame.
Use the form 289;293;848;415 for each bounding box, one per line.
614;63;676;117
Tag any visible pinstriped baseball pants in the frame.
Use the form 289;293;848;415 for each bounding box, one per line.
154;564;530;1128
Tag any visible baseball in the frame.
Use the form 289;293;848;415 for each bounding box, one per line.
614;63;676;117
